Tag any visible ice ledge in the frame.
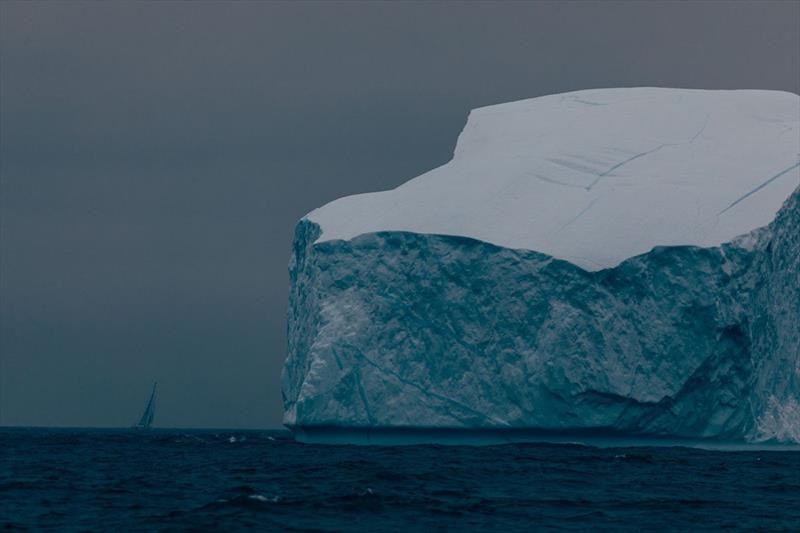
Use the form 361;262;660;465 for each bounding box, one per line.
306;88;799;271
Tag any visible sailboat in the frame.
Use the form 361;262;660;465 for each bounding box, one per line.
133;382;157;430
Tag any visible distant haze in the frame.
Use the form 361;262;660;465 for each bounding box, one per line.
1;1;798;428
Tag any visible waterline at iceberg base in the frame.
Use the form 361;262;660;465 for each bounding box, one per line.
281;89;800;445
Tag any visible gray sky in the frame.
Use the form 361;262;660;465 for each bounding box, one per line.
1;1;798;429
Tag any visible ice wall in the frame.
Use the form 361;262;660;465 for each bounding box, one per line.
282;89;799;443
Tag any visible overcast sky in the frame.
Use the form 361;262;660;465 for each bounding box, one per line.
1;1;798;429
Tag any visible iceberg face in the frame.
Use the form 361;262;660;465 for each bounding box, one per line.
282;88;800;444
749;189;800;443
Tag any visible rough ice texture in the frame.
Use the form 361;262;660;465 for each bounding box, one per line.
282;88;800;443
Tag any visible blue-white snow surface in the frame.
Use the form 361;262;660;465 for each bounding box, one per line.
283;88;800;444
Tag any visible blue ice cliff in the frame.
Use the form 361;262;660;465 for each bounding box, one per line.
282;88;800;444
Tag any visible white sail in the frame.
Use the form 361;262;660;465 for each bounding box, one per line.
134;382;157;429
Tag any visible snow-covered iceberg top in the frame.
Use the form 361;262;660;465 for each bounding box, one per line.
307;88;799;271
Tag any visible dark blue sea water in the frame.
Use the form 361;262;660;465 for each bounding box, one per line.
2;428;799;531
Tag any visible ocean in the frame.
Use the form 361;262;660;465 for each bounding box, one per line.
2;428;799;531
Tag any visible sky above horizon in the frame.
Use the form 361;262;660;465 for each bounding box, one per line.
1;1;799;428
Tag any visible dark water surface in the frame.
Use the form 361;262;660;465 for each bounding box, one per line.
2;428;799;531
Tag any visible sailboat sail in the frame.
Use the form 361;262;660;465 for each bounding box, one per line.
134;382;157;429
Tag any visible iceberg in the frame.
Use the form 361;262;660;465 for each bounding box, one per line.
282;88;800;444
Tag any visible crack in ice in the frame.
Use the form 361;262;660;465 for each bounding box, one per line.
353;367;375;426
717;162;800;216
555;198;599;234
343;342;508;427
689;115;710;143
587;120;710;190
527;172;588;189
587;143;677;190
